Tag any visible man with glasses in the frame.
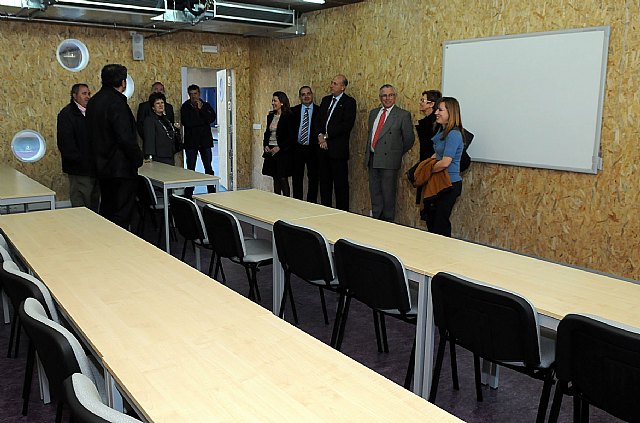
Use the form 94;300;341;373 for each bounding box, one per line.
364;84;414;222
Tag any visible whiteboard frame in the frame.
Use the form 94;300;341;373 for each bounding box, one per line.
442;26;610;174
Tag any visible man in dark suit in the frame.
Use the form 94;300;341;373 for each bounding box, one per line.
291;86;320;202
136;81;175;140
316;74;357;211
364;84;415;222
87;64;143;229
180;84;217;197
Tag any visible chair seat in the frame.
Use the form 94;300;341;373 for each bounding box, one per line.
241;239;272;263
379;301;418;317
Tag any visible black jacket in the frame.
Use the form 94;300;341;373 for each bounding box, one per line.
136;101;175;139
180;100;216;150
86;86;143;179
316;93;357;160
56;101;94;176
290;103;320;150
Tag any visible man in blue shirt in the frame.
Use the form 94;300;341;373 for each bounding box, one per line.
290;86;320;202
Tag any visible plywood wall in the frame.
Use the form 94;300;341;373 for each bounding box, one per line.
248;0;640;279
0;22;253;198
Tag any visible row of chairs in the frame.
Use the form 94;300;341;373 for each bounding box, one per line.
0;239;140;423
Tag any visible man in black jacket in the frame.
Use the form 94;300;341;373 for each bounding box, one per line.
180;84;217;197
291;86;320;203
57;83;100;212
87;64;143;229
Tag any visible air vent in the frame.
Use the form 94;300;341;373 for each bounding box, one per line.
212;1;294;27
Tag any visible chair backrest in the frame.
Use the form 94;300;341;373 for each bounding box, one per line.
0;244;12;264
273;220;334;283
431;272;542;366
2;261;60;323
0;232;9;251
63;373;141;423
334;238;411;313
168;194;208;243
136;175;158;207
19;298;94;398
201;205;246;259
1;261;53;320
555;313;640;422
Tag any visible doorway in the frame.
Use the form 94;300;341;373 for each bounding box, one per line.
180;66;236;192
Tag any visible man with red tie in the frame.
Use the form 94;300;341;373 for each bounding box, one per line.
364;84;415;222
316;74;357;211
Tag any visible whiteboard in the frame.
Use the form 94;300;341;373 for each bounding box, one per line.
442;27;609;174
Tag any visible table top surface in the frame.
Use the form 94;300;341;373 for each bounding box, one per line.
195;189;345;224
0;208;461;423
0;164;55;199
139;161;220;185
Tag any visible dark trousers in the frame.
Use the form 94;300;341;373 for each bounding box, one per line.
368;165;399;222
318;153;349;211
185;146;215;197
425;181;462;237
292;144;318;203
99;177;138;229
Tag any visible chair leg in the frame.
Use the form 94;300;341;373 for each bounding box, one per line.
473;354;483;402
373;310;383;352
244;266;255;300
14;319;22;358
252;267;261;302
287;276;298;324
581;397;589;423
449;339;459;390
573;394;581;423
181;239;188;261
22;341;35;416
380;314;389;353
404;334;416;390
335;296;351;351
318;288;329;325
7;310;17;358
278;272;290;319
330;292;346;348
548;382;565;423
55;401;64;423
428;333;447;403
536;371;554;423
207;250;216;277
214;257;227;284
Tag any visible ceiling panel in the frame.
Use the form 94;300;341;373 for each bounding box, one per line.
234;0;365;15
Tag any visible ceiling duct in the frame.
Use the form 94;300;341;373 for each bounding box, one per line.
0;0;301;37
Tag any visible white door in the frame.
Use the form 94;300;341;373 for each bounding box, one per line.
216;69;233;190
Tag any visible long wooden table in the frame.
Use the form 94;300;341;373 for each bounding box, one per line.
0;208;462;423
195;189;640;399
0;164;56;211
139;161;219;253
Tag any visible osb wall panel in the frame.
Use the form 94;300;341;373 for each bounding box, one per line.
0;22;252;200
248;0;640;279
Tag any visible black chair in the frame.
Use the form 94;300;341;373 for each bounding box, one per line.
19;298;102;423
273;220;339;325
63;373;141;423
429;272;555;423
201;204;272;301
548;313;640;423
168;194;213;270
333;238;417;389
135;175;164;245
0;260;59;358
0;244;13;324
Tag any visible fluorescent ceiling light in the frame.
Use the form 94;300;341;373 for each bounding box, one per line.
303;0;326;4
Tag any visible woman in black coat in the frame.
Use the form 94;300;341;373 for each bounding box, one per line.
262;91;295;196
143;92;180;165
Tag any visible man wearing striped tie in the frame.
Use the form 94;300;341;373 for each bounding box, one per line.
291;86;320;202
364;84;415;222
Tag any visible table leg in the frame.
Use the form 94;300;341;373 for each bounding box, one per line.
481;360;500;388
50;196;56;210
272;235;283;315
418;275;435;399
164;186;170;253
104;370;124;412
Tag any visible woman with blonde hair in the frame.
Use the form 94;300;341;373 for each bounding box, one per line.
426;96;465;237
